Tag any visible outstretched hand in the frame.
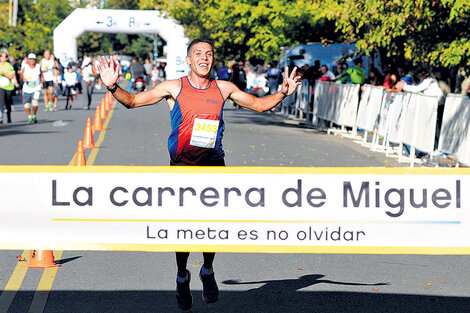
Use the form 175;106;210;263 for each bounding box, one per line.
96;56;120;88
280;66;301;96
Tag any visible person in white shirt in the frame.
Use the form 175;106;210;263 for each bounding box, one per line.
320;65;336;81
396;67;444;103
63;65;78;110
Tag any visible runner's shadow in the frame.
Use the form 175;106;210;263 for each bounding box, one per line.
56;256;82;265
223;274;388;293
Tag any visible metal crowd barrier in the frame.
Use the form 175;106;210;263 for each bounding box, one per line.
291;80;469;167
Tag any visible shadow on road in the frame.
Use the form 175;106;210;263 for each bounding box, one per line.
2;276;469;313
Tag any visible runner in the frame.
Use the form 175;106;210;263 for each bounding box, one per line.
20;53;42;124
81;56;98;110
97;38;301;311
40;50;56;111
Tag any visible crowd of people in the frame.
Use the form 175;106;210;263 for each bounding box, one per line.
0;49;166;124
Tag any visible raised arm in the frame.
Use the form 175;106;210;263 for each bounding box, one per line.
96;56;176;109
222;66;301;112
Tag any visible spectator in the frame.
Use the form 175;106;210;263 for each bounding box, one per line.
396;67;444;103
303;60;321;86
246;65;256;93
334;63;348;84
366;67;383;86
230;61;247;108
144;58;152;82
266;62;281;95
216;62;230;81
248;66;268;97
382;70;398;91
337;57;366;85
398;66;414;86
0;51;18;123
150;65;159;87
126;58;146;92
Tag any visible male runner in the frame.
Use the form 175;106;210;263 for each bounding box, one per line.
39;50;55;111
20;53;42;124
97;38;301;311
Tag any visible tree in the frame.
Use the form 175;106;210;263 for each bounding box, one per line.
140;0;340;63
318;0;470;69
0;0;74;58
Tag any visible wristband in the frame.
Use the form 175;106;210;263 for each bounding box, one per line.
107;84;118;94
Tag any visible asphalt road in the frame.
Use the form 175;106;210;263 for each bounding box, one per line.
0;87;469;313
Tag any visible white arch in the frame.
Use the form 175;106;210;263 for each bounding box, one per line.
53;8;189;79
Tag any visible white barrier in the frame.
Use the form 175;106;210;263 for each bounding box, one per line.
313;81;360;129
302;81;468;166
439;94;470;166
355;84;384;132
386;92;411;145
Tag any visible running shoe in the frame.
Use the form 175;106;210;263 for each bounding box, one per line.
27;115;33;124
176;270;193;311
32;115;37;123
54;106;58;111
199;268;219;304
48;104;54;111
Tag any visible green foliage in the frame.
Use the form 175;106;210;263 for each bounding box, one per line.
0;0;74;58
319;0;470;68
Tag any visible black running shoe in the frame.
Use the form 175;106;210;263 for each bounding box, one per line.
199;268;219;303
176;270;193;311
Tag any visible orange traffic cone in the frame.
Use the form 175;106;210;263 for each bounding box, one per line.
105;94;111;111
107;91;114;105
100;102;108;120
24;250;61;268
74;140;86;166
93;106;103;131
83;117;95;149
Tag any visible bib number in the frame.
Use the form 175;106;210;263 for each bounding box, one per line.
27;81;37;88
190;118;219;148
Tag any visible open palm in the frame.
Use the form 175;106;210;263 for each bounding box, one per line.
96;56;120;87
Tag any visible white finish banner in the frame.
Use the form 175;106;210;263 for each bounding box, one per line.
1;166;469;254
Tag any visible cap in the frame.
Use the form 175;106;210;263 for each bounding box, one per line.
28;53;37;59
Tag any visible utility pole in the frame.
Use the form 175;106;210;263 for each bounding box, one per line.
8;0;18;26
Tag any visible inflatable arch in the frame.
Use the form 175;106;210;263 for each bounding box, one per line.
53;8;189;79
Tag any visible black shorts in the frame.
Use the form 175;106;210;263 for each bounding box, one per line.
43;81;54;88
170;159;225;166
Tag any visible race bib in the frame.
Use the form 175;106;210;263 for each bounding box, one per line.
27;81;37;88
190;118;219;148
